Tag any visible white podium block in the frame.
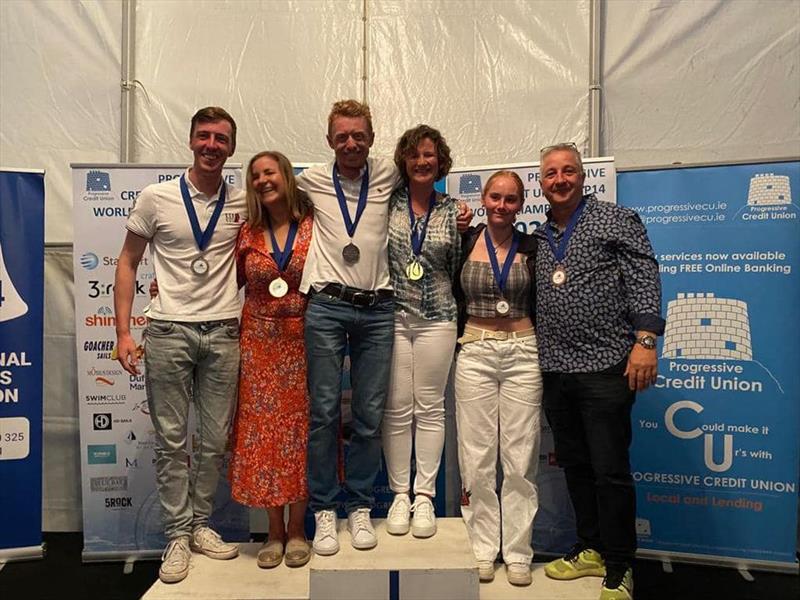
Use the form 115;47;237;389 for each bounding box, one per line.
141;542;309;600
309;518;478;600
140;517;601;600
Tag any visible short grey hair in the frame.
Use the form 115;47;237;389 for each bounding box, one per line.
540;142;584;175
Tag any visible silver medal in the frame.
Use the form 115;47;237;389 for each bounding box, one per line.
495;299;510;315
269;277;289;298
191;257;209;276
342;243;360;264
552;265;567;286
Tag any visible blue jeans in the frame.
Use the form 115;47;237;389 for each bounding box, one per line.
304;293;394;513
144;318;240;539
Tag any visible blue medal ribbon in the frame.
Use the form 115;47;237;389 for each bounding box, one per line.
180;174;227;251
485;228;520;295
267;219;299;273
407;188;436;259
545;197;586;263
332;163;370;238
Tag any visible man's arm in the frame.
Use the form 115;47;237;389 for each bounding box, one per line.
625;330;658;391
114;231;149;375
613;211;665;391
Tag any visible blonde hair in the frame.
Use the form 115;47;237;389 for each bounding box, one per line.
245;151;310;229
327;99;373;135
482;170;525;204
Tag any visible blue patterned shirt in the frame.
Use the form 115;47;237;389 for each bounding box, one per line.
534;195;665;372
388;188;460;321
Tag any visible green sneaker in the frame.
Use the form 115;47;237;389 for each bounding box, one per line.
600;567;633;600
544;546;606;580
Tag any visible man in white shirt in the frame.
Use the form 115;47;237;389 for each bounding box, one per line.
298;100;400;555
113;107;246;584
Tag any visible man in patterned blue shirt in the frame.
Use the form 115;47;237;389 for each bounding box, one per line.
534;143;665;600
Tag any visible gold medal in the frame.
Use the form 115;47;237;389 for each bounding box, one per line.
405;260;424;281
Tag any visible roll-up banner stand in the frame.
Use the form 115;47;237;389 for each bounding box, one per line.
445;157;616;554
71;164;248;563
0;168;45;565
619;159;799;573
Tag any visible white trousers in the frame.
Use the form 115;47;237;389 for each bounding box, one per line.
455;335;543;565
382;312;457;496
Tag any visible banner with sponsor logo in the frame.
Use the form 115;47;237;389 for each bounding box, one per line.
0;169;45;562
619;160;800;570
444;158;616;553
445;158;616;235
72;164;248;561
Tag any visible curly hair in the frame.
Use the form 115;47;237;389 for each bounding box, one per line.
393;124;453;182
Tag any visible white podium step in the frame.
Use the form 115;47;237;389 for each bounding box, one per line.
309;518;477;600
141;518;603;600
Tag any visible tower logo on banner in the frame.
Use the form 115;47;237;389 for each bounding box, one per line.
734;172;798;222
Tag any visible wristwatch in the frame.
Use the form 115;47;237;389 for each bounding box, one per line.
636;334;657;350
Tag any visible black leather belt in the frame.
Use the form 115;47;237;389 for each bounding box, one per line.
318;283;393;307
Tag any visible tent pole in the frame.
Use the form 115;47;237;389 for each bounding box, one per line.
588;0;602;157
120;0;136;163
361;0;369;104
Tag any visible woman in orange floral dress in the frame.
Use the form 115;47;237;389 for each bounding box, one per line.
229;151;313;568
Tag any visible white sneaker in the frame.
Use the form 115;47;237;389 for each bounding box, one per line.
411;495;436;538
159;536;191;583
386;493;411;535
347;508;377;549
506;562;532;586
477;560;495;582
313;510;340;556
190;526;238;559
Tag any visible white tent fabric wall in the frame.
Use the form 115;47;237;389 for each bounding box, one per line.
0;0;122;244
131;0;365;166
0;0;797;532
604;0;800;165
131;0;589;172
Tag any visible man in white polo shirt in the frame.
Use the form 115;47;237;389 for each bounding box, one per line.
113;106;247;584
298;99;400;556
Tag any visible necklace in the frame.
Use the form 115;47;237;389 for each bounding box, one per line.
488;231;513;251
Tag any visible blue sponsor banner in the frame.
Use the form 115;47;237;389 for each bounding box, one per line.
0;169;45;555
619;161;800;568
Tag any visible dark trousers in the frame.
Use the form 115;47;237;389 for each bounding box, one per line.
542;359;636;569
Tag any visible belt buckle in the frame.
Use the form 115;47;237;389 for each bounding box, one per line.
351;291;374;307
495;331;509;341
